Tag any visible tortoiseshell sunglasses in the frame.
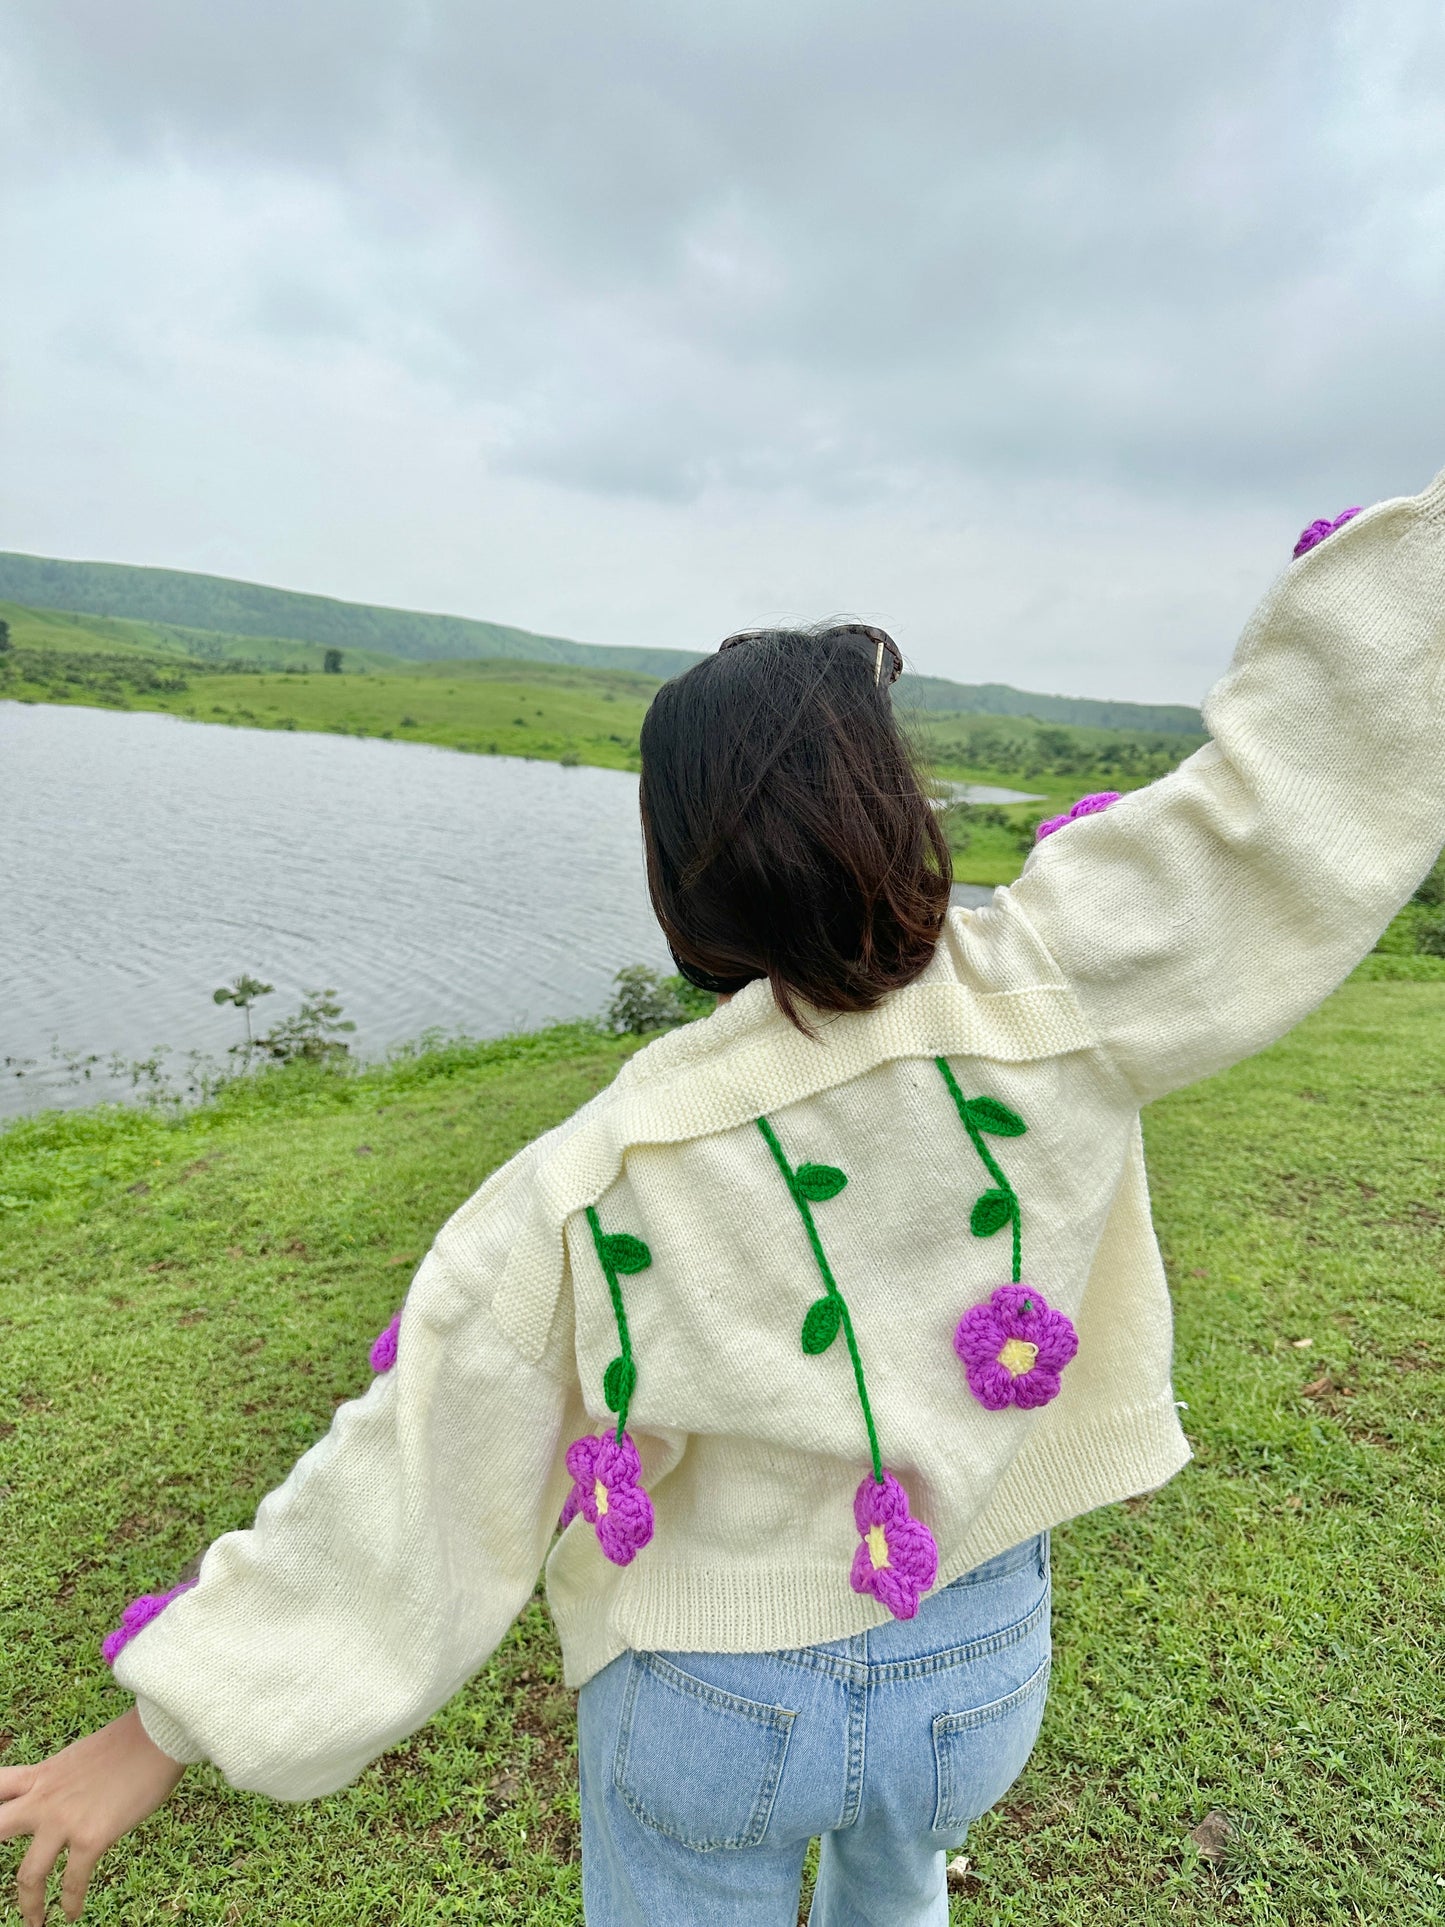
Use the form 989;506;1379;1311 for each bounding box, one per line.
718;622;903;687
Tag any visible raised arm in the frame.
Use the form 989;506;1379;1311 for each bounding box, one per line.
1002;465;1445;1105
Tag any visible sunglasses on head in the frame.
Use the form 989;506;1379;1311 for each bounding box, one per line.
717;622;904;687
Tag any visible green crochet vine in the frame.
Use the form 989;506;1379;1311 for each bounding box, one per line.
756;1114;884;1485
585;1203;652;1440
935;1056;1027;1282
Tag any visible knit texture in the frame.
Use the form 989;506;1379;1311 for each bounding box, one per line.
113;464;1445;1799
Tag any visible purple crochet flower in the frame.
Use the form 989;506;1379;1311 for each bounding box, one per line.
955;1283;1079;1412
561;1430;655;1566
369;1311;400;1373
1293;506;1362;559
1034;791;1121;843
849;1471;939;1620
101;1578;197;1667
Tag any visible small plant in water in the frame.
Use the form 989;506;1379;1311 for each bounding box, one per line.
255;988;357;1064
212;975;275;1058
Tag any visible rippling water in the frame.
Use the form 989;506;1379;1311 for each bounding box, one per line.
0;703;1013;1118
0;704;679;1116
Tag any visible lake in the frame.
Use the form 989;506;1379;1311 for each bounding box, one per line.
0;703;1016;1117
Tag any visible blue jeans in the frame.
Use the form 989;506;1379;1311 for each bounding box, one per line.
576;1531;1050;1925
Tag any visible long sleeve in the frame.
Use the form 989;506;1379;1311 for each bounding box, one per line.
110;1203;581;1801
1002;464;1445;1105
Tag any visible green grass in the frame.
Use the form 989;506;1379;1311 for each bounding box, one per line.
144;663;657;772
3;975;1443;1922
0;609;661;774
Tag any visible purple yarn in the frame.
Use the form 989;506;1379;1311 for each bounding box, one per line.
849;1471;939;1620
1292;506;1362;559
369;1312;401;1373
1034;791;1122;843
955;1282;1079;1412
562;1430;655;1565
101;1577;198;1667
1066;790;1121;820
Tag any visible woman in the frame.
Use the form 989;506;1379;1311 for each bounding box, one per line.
4;470;1444;1926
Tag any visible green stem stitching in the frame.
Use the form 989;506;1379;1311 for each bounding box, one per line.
756;1114;884;1485
586;1203;635;1441
935;1056;1023;1283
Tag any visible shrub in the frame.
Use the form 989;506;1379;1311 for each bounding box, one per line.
603;966;714;1035
1412;853;1445;906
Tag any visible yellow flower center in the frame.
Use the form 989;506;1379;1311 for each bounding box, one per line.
594;1478;609;1516
867;1523;890;1570
998;1337;1039;1378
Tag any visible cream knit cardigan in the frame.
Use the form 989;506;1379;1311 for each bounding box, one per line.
115;465;1445;1800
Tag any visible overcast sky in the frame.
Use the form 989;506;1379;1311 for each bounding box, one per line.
2;4;1442;702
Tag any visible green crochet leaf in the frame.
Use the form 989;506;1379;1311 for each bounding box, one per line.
796;1162;847;1202
965;1096;1027;1138
801;1294;843;1354
600;1232;652;1274
603;1354;637;1412
970;1188;1015;1238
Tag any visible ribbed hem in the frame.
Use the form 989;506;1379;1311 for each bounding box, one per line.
133;1693;208;1766
553;1393;1192;1688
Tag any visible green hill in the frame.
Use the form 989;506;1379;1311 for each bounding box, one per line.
0;551;1204;733
0;552;700;681
0;600;403;674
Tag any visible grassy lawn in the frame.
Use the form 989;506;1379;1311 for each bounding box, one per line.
155;664;655;773
0;644;656;775
3;974;1443;1923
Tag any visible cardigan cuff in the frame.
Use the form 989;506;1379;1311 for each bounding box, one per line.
135;1694;208;1767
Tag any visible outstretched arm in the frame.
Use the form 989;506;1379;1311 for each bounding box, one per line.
107;1233;579;1797
3;1173;582;1920
0;1709;186;1927
1002;467;1445;1104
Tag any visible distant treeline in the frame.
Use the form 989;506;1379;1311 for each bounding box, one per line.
897;675;1201;735
914;707;1203;785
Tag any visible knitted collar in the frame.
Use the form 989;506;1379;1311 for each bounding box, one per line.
491;904;1094;1374
614;916;964;1092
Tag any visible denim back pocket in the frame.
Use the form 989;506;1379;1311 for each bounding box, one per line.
931;1652;1051;1836
613;1652;796;1850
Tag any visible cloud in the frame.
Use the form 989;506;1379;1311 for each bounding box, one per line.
1;2;1442;699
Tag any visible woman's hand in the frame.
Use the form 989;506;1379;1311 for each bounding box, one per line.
0;1708;187;1925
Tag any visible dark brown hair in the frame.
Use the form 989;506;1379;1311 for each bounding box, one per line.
638;622;952;1033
